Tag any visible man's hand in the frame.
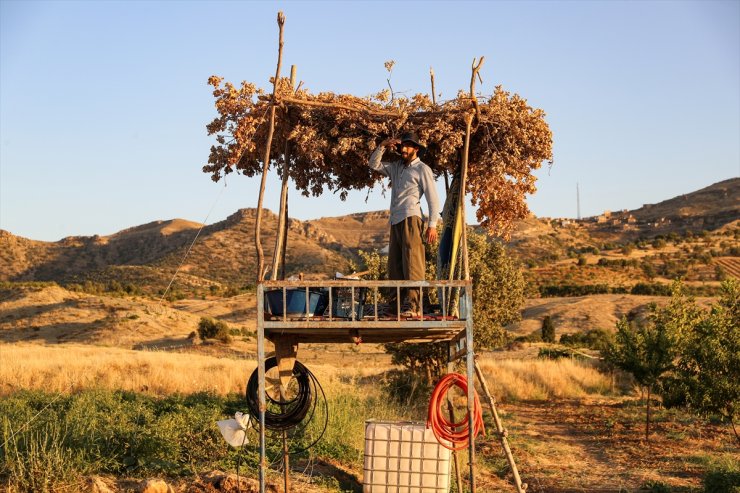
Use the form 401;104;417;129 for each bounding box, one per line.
380;138;400;149
424;226;438;244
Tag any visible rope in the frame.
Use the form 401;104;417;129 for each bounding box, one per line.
158;178;228;307
427;373;485;451
158;94;273;308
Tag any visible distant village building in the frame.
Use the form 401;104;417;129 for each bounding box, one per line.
596;210;611;224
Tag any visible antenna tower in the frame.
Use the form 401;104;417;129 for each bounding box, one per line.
576;182;581;220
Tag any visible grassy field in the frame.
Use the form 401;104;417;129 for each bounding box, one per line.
1;343;738;492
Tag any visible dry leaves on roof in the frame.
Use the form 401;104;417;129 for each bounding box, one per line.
204;75;553;238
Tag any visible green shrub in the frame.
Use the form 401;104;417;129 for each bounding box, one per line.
559;328;613;351
539;284;611;297
704;471;740;492
0;390;240;491
541;316;556;343
537;347;582;360
197;317;232;343
631;282;673;296
381;369;434;410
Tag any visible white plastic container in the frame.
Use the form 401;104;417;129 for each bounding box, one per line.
363;420;451;493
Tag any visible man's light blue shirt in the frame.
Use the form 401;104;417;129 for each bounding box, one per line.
368;145;442;228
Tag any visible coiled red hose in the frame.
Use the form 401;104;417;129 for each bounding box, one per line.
427;373;485;451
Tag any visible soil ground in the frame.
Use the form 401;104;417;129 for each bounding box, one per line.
81;397;737;493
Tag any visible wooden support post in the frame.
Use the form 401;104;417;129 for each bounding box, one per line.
460;57;484;492
430;66;437;106
459;113;472;282
474;359;527;493
274;335;299;395
430;66;451;195
271;65;296;281
255;11;285;283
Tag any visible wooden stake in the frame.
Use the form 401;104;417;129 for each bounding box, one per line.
430;66;437;106
430;66;451;195
474;359;527;493
459;113;472;282
271;65;296;281
255;11;285;283
459;56;484;282
469;57;484;123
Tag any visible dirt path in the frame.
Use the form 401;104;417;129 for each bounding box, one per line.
476;399;736;492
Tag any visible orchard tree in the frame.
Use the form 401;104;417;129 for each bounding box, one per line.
666;279;739;444
607;317;675;441
606;282;704;441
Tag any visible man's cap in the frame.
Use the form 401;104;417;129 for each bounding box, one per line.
399;131;426;151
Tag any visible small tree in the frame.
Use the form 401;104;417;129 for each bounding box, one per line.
467;232;526;348
607;316;675;441
541;316;556;343
667;279;739;444
606;281;703;441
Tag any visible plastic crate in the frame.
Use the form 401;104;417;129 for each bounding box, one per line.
363;420;450;493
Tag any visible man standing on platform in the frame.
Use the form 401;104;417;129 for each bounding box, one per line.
367;132;442;317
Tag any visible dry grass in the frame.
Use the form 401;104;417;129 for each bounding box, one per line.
0;343;256;396
0;343;391;398
477;356;614;401
0;343;614;404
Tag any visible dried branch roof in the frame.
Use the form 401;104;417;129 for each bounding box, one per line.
204;75;553;237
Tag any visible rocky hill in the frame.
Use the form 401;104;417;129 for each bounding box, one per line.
0;178;737;295
583;178;739;240
0;210;352;293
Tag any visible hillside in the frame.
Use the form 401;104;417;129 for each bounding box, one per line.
0;209;351;293
0;283;200;347
2;180;737;493
0;178;737;296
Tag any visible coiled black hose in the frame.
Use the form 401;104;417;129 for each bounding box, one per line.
245;357;328;452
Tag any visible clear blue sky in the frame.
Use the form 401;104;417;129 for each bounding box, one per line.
1;0;738;241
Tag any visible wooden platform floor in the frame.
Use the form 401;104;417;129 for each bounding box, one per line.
263;314;467;344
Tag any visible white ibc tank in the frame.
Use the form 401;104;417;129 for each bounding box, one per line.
363;420;451;493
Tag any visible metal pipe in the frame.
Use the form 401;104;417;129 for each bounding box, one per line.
373;287;378;321
282;287;286;322
305;286;309;319
351;286;355;322
465;287;476;492
257;283;267;493
448;341;464;493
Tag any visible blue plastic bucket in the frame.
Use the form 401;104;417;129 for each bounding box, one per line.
264;289;326;317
